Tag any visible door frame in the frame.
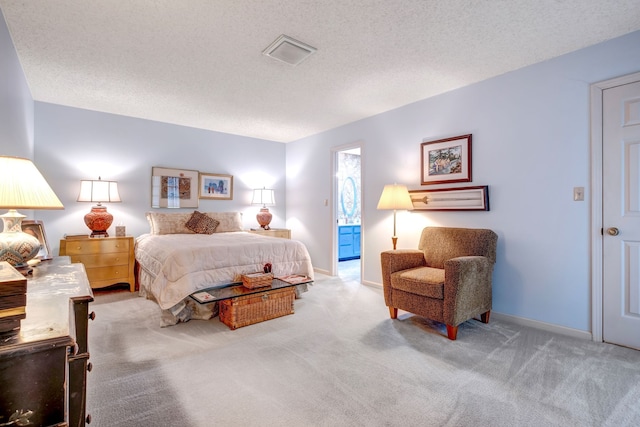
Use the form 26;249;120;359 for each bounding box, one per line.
330;141;364;278
590;71;640;343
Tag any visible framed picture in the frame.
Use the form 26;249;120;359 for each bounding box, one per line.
409;186;489;211
421;134;472;185
151;167;199;208
199;173;233;200
21;220;52;260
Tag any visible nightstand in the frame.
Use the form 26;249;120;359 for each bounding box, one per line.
247;228;291;239
59;236;135;291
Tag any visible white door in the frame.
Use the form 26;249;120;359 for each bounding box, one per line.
603;79;640;350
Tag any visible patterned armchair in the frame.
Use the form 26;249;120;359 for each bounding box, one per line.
380;227;498;340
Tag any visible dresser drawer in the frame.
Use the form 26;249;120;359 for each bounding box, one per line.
62;238;130;255
70;253;129;269
85;265;130;285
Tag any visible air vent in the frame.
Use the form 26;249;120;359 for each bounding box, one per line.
262;35;317;66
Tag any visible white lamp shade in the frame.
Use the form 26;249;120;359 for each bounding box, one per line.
77;178;121;203
377;184;413;210
0;156;64;209
251;188;275;206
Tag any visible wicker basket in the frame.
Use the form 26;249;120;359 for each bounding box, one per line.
219;287;295;330
241;272;273;289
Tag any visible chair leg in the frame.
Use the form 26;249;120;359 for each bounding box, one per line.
446;325;458;340
480;310;491;324
389;307;398;319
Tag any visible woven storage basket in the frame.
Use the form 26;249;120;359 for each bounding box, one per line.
241;272;274;289
219;287;295;330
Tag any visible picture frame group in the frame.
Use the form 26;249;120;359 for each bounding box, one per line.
151;167;234;208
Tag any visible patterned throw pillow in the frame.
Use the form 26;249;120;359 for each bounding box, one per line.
185;211;219;234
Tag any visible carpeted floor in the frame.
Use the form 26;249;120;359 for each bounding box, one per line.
87;272;640;426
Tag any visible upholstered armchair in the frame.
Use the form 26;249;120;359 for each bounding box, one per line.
380;227;498;340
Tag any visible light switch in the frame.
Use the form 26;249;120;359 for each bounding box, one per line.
573;187;584;201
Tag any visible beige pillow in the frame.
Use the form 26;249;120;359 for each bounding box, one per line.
205;212;243;233
146;211;243;235
146;212;194;235
185;211;219;234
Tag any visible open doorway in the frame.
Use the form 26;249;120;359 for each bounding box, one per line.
335;146;362;282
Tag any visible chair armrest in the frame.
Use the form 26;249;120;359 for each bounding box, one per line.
380;250;425;286
443;256;493;325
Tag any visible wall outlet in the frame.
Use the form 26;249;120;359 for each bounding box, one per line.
573;187;584;201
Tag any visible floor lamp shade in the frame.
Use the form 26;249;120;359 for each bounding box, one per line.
377;184;413;250
0;156;64;267
251;187;275;230
77;177;121;237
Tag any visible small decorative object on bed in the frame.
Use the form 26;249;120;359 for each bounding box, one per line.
421;134;472;185
199;172;233;200
136;211;314;326
151;167;199;208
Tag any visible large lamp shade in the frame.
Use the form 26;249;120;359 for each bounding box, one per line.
0;156;64;268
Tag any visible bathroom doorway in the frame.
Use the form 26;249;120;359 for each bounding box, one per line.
334;145;362;282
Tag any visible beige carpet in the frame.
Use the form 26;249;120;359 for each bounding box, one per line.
87;272;640;426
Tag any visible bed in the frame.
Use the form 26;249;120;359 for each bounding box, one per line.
135;211;314;325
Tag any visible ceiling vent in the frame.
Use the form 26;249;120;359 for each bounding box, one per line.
262;35;317;66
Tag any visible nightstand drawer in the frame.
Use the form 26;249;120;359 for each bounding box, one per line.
62;238;130;255
71;253;129;269
85;265;130;285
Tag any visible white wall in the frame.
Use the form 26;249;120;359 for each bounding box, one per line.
286;30;640;333
32;103;287;257
0;7;33;157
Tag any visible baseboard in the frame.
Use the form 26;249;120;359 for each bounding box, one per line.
361;279;381;289
492;312;593;341
313;267;330;276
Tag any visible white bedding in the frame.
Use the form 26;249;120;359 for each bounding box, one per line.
135;231;314;310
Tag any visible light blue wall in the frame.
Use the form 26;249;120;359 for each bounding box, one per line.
0;7;33;157
33;103;287;256
286;30;640;332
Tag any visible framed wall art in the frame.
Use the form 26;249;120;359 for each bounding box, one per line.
199;173;233;200
421;134;472;185
151;167;199;208
21;220;52;260
409;186;489;211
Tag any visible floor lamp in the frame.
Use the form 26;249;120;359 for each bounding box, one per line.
377;184;413;250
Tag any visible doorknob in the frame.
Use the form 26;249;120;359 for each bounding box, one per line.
607;227;620;236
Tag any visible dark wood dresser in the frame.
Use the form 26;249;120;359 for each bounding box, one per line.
0;258;94;427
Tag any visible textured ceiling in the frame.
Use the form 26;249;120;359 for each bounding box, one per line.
2;1;640;143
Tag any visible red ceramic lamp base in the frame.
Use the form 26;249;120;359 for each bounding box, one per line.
84;205;113;237
256;207;272;230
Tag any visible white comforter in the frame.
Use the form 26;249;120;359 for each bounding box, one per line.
135;232;314;310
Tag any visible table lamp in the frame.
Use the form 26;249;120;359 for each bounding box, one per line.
77;177;121;237
377;184;413;250
251;187;275;230
0;156;64;270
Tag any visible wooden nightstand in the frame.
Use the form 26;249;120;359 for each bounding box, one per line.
247;228;291;239
59;236;135;292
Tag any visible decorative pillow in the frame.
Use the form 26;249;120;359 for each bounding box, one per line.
185;211;219;234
